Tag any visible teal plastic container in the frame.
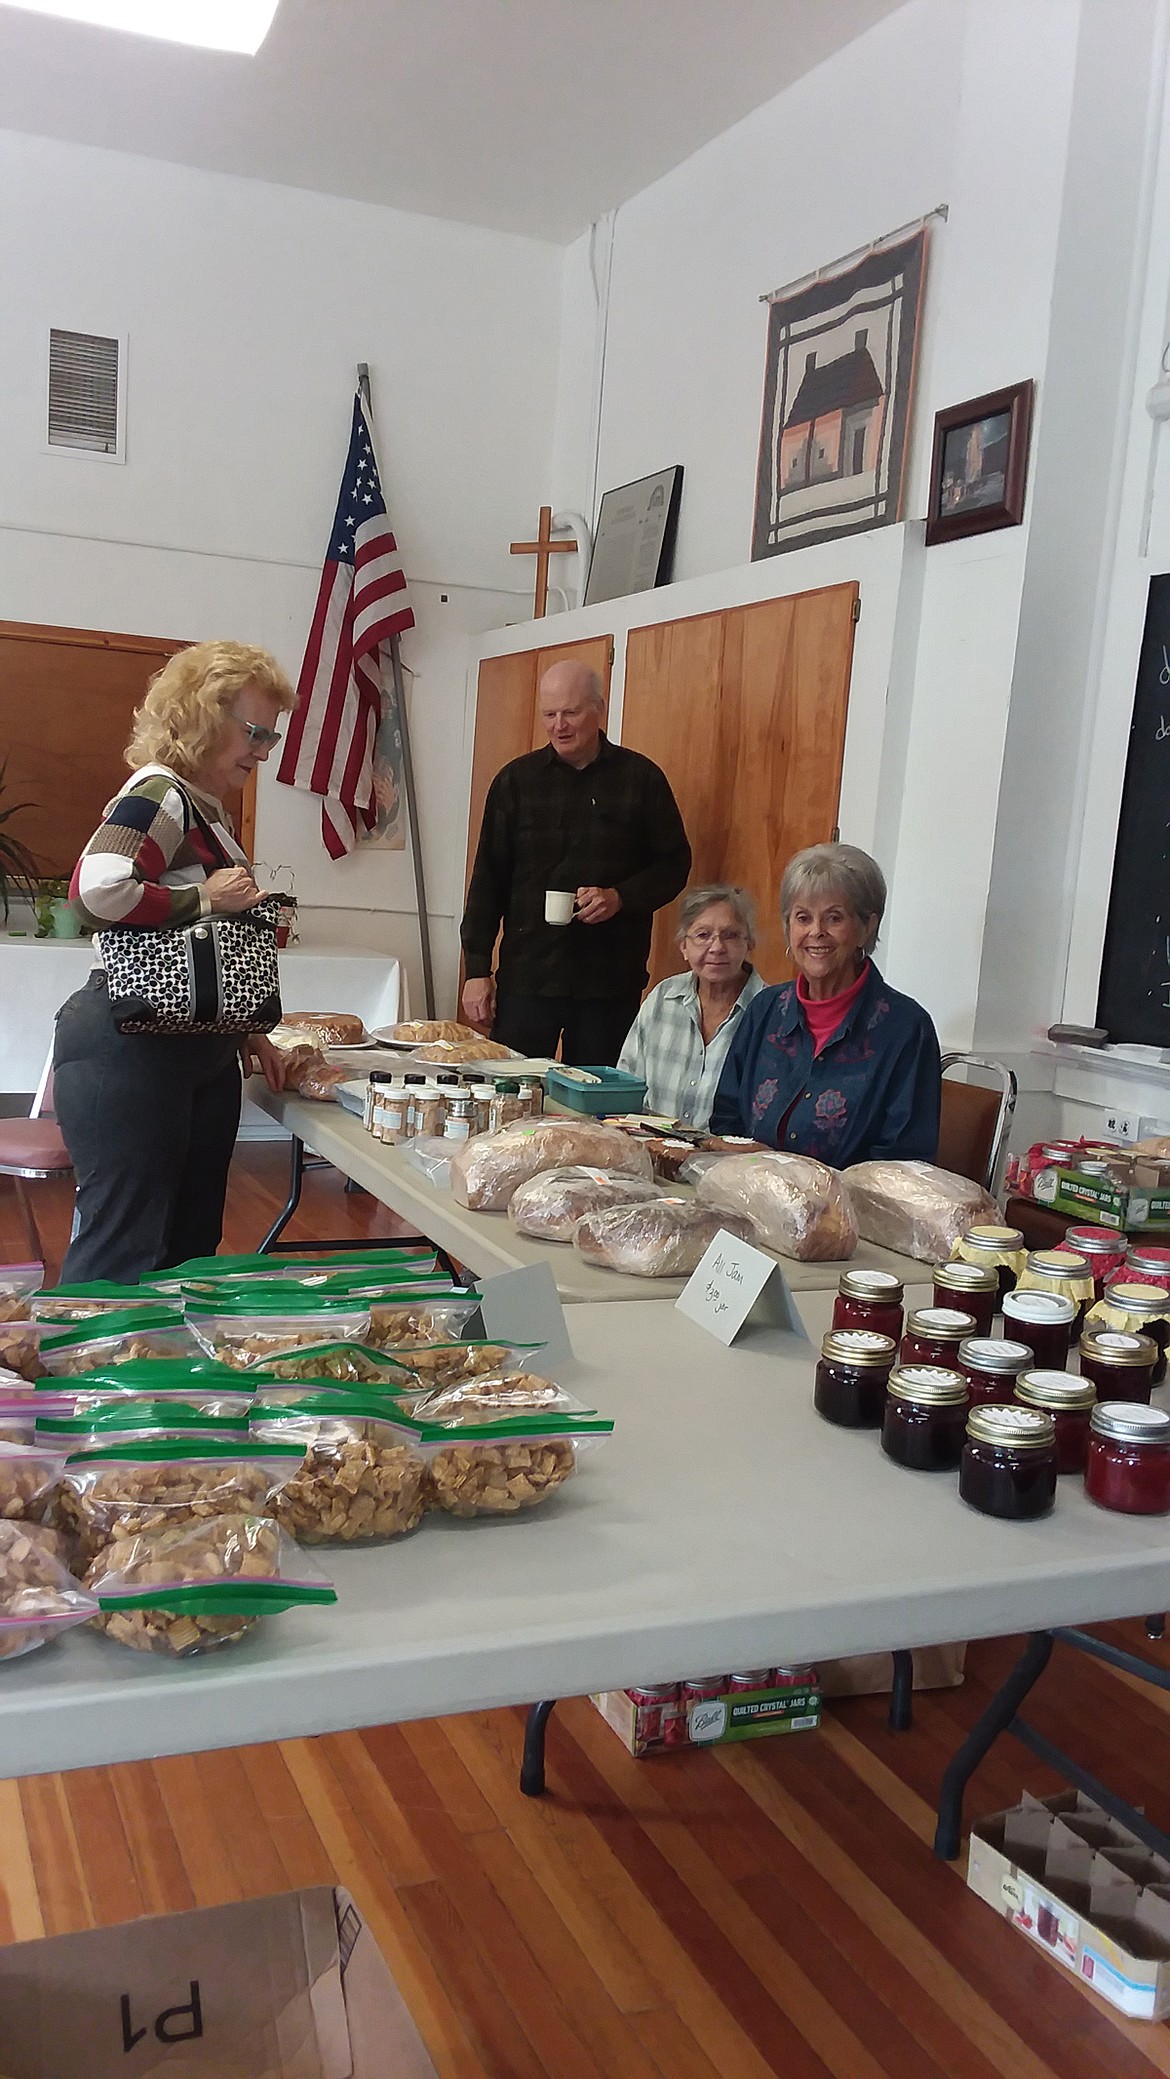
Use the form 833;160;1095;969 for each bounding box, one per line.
544;1065;648;1115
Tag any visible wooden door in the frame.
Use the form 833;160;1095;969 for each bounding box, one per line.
463;634;613;894
621;584;858;989
0;622;257;879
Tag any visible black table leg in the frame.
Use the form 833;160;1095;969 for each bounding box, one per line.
258;1135;305;1252
933;1630;1053;1860
1147;1614;1166;1640
520;1700;557;1796
888;1649;914;1731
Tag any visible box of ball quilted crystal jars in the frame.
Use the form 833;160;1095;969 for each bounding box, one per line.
591;1666;820;1758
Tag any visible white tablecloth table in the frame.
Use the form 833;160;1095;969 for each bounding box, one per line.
0;1292;1164;1783
0;939;407;1093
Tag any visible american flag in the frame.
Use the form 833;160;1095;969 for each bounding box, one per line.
278;393;415;858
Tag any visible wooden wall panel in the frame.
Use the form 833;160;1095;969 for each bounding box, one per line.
622;584;858;990
463;636;613;893
0;622;257;878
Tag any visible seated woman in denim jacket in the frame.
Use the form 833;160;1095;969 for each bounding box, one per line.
710;843;940;1166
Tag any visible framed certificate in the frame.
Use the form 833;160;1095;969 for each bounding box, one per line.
584;465;683;607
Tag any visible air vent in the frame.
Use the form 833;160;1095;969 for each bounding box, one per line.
47;328;122;455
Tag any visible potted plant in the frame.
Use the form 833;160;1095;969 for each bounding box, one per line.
33;876;75;939
0;762;39;926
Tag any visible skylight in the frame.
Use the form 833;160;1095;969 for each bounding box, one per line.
1;2;280;53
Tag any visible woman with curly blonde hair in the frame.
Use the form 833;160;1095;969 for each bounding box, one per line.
54;640;297;1280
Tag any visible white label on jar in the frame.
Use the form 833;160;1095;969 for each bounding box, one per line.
916;1309;972;1329
443;1119;471;1140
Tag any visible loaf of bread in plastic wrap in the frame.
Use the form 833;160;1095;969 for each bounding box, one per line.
508;1166;660;1242
695;1151;857;1261
572;1198;753;1278
841;1160;998;1261
450;1121;653;1212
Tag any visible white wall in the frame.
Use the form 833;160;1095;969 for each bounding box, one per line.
0;129;560;1012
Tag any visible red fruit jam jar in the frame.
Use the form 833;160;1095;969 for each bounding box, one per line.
1014;1371;1095;1474
1085;1402;1170;1515
1124;1243;1170;1293
932;1261;998;1337
1095;1281;1170;1386
831;1269;905;1343
1067;1226;1128;1299
814;1330;897;1429
881;1365;968;1472
1077;1326;1158;1405
955;1225;1026;1303
1001;1288;1075;1371
958;1336;1033;1406
900;1307;976;1368
959;1405;1058;1520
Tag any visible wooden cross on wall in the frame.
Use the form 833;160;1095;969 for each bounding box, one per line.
510;506;577;618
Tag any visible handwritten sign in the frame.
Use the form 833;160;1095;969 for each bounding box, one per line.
674;1229;810;1348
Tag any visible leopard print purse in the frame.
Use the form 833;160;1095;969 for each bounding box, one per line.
98;785;291;1035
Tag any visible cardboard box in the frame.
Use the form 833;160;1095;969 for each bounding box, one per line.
0;1886;437;2079
592;1670;820;1758
1031;1160;1170;1230
967;1790;1170;2019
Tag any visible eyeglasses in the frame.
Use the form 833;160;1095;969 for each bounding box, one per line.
684;928;748;948
232;712;283;751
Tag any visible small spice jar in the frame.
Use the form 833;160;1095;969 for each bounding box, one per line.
1001;1288;1076;1370
959;1405;1058;1521
814;1329;897;1429
900;1307;976;1368
831;1270;905;1343
376;1083;409;1146
1015;1249;1095;1331
470;1083;496;1134
1123;1243;1170;1293
517;1075;544;1118
408;1082;445;1140
953;1224;1027;1303
932;1260;997;1337
1088;1281;1170;1386
363;1070;394;1133
1085;1402;1170;1515
881;1365;968;1472
1067;1225;1128;1299
1014;1371;1096;1474
958;1336;1033;1407
1077;1326;1159;1404
441;1093;476;1143
489;1080;525;1133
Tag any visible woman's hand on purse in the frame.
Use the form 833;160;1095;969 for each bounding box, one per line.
206;866;263;914
240;1033;286;1091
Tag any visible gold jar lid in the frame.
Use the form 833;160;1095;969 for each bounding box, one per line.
1016;1370;1096;1413
934;1260;998;1294
958;1336;1032;1373
837;1269;905;1303
966;1404;1056;1450
1078;1326;1158;1366
887;1364;967;1406
961;1224;1025;1253
1026;1249;1091;1279
820;1329;897;1369
905;1306;976;1343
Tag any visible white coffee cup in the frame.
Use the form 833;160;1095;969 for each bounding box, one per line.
545;889;576;926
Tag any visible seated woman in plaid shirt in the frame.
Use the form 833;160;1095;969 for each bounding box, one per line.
618;885;766;1128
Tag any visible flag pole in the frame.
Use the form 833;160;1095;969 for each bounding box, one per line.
357;362;437;1020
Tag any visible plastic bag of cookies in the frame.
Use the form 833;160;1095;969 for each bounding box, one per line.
84;1512;336;1657
250;1389;428;1543
0;1519;97;1660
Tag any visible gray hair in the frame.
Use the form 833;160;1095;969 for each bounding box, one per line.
779;843;886;956
676;883;757;948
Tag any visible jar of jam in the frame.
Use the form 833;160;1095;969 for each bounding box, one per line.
881;1366;968;1471
1001;1288;1075;1370
1124;1243;1170;1293
1015;1249;1094;1330
1077;1326;1159;1404
958;1336;1033;1406
1014;1371;1096;1474
1085;1403;1170;1515
814;1330;897;1428
900;1307;976;1367
1089;1281;1170;1385
932;1260;997;1336
831;1270;905;1342
1067;1226;1128;1299
959;1405;1058;1520
953;1224;1026;1302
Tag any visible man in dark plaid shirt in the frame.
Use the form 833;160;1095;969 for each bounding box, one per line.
460;660;691;1064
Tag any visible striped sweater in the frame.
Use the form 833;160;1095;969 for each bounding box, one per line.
70;765;246;931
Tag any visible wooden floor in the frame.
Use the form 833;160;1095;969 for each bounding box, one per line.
4;1146;1170;2077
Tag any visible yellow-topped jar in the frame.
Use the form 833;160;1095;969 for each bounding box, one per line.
951;1225;1027;1302
1015;1248;1095;1329
1086;1281;1170;1386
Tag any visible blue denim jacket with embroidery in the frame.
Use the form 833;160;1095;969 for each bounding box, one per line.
709;964;941;1166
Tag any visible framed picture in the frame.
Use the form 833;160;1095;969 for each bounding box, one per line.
584;466;683;606
924;380;1034;546
752;229;928;561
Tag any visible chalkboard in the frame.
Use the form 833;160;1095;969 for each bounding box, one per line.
1097;574;1170;1043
